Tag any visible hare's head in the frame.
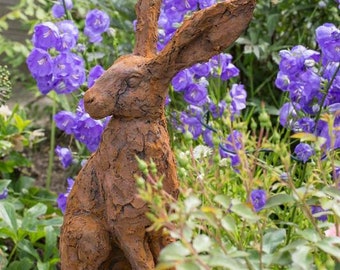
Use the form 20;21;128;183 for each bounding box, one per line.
84;0;256;120
84;55;167;119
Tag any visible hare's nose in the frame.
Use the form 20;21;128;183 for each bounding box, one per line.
84;92;95;105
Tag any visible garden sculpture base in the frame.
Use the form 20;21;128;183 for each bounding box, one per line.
59;0;255;269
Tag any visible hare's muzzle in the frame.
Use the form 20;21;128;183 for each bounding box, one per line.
84;88;114;119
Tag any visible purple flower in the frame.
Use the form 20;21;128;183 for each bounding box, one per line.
88;65;105;88
84;9;110;43
54;111;77;134
279;102;299;127
219;130;243;168
26;48;54;78
57;178;74;214
230;84;247;116
183;83;208;106
250;189;267;212
275;71;290;91
221;63;239;81
52;0;73;18
189;62;211;78
35;74;54;95
181;113;203;139
0;188;8;200
74;114;104;152
294;143;315;163
203;129;214;147
293;117;315;133
32;22;60;50
53;52;86;94
209;100;227;118
311;205;328;222
198;0;216;8
56;20;79;51
55;146;73;168
316;23;340;62
172;69;194;92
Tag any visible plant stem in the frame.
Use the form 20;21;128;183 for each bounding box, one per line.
46;94;57;190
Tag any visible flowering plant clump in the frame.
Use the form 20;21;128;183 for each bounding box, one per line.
277;23;340;156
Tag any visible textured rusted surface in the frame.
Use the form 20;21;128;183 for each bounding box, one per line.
59;0;256;269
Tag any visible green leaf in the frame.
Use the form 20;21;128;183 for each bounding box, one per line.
230;203;259;223
291;245;313;270
44;226;57;261
213;194;231;209
322;186;340;200
264;194;295;209
17;239;40;260
13;114;30;132
0;201;18;234
26;203;47;218
192;234;212;253
221;215;236;233
37;261;50;270
296;229;321;243
316;237;340;260
159;241;191;262
22;203;48;231
0;179;11;192
206;253;246;269
262;229;286;254
6;257;34;270
177;261;200;270
12;175;35;192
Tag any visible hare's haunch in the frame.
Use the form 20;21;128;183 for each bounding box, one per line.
60;1;256;269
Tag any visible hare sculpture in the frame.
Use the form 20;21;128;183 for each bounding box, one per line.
59;0;256;269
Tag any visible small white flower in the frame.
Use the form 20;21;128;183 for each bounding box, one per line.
193;145;212;160
0;105;12;118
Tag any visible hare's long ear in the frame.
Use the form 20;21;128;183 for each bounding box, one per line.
149;0;256;81
133;0;162;57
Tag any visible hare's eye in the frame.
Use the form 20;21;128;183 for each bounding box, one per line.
126;76;142;88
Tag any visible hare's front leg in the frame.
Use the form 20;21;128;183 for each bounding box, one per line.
113;204;156;270
60;214;112;270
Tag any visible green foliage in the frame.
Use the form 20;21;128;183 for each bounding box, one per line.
138;112;340;269
0;105;44;176
0;179;62;269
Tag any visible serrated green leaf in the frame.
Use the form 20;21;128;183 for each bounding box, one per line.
264;194;295;209
263;229;286;254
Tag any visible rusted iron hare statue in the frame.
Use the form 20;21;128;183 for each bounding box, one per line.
60;0;255;269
